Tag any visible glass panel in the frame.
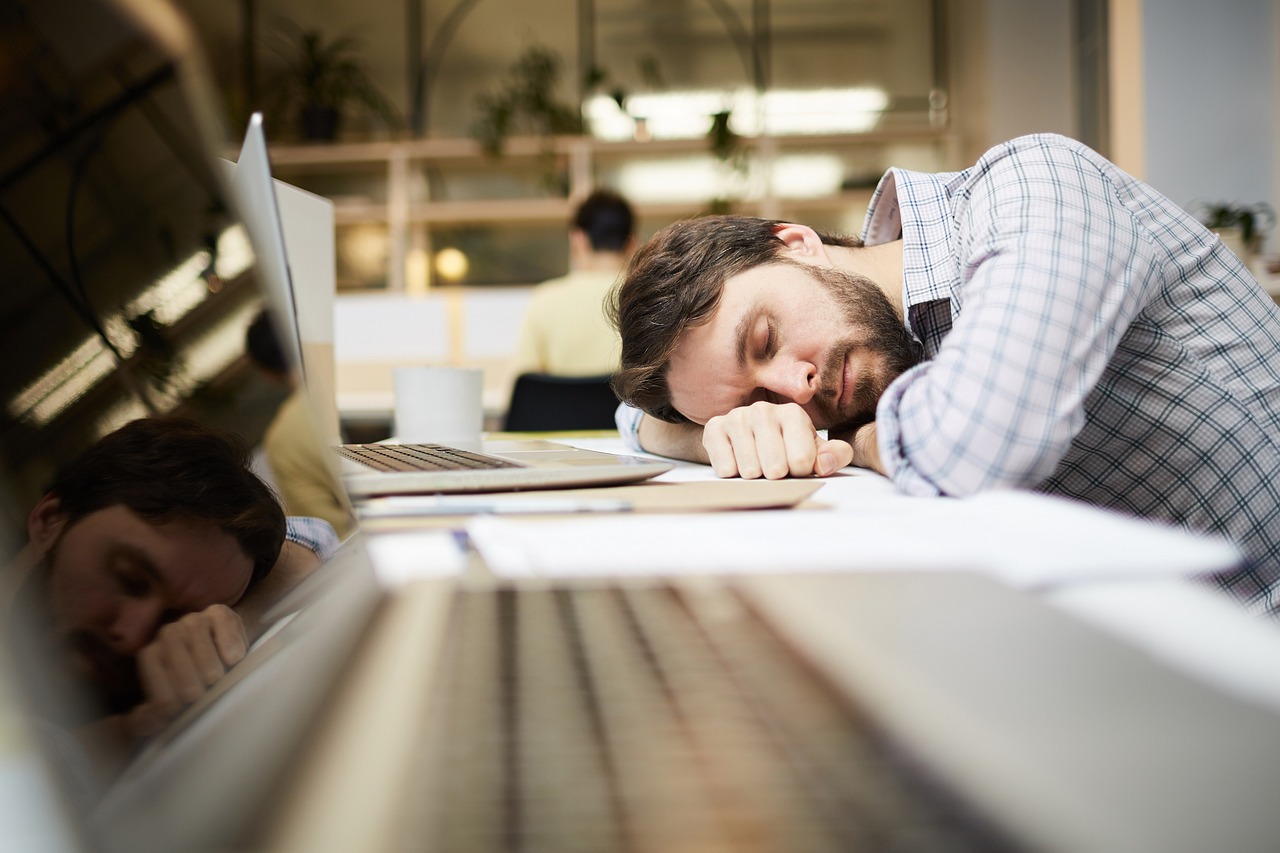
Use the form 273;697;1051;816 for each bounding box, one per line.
595;151;752;206
421;156;569;203
634;213;690;245
336;223;391;290
768;0;937;122
586;0;940;142
428;223;566;286
273;162;390;207
770;138;950;195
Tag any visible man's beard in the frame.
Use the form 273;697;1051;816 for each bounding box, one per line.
12;545;144;722
801;263;924;433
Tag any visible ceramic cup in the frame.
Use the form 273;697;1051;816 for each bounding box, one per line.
392;366;484;445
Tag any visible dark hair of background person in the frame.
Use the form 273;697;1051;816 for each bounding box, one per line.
245;309;290;377
608;215;863;423
46;417;286;584
573;189;635;253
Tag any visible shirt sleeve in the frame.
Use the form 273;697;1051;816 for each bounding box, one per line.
877;140;1162;496
615;402;644;452
285;516;340;561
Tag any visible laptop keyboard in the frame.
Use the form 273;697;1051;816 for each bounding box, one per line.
335;443;522;473
402;584;1021;853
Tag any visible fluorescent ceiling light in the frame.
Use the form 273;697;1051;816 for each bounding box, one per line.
616;157;747;203
9;226;251;426
586;86;889;141
769;154;846;198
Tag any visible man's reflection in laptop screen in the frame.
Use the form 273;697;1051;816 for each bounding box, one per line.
0;0;322;822
5;418;288;792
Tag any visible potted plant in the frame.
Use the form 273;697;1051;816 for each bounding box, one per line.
471;45;583;158
264;24;401;142
1195;200;1275;259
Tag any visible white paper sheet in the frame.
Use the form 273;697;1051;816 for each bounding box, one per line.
467;489;1241;589
363;529;469;586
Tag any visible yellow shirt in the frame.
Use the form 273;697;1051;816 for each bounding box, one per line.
512;269;621;376
263;390;356;537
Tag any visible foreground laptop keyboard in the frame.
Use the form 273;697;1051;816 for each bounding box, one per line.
402;584;1020;853
335;443;522;472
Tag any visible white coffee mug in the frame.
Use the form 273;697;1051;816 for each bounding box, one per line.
392;366;484;445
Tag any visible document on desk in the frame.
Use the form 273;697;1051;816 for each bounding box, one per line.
356;479;823;525
467;489;1242;588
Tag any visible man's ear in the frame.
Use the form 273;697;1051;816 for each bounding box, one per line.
28;493;67;552
771;223;831;265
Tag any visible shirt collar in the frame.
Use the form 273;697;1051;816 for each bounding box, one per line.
863;166;965;311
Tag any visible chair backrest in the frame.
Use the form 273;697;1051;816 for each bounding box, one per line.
503;373;620;431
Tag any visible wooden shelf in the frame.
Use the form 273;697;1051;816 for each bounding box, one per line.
266;129;957;289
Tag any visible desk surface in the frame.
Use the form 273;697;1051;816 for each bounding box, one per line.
365;432;1280;717
57;431;1280;853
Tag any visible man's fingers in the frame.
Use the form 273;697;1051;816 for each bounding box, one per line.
702;419;741;478
135;642;188;715
751;424;790;479
206;605;249;668
704;402;828;479
136;606;249;723
816;437;854;476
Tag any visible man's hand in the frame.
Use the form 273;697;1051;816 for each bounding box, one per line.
845;422;885;476
703;401;854;479
127;604;248;737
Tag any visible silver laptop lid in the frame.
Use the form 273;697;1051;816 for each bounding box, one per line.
224;112;673;496
0;1;371;850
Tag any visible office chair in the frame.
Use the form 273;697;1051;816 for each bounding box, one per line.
503;372;620;431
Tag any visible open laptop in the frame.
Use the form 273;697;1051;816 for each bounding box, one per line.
6;3;1280;853
225;114;673;498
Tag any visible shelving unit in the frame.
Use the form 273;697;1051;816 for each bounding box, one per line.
266;126;961;292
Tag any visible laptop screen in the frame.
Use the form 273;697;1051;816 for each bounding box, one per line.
0;0;337;846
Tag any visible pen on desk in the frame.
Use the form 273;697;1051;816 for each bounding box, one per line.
357;496;633;518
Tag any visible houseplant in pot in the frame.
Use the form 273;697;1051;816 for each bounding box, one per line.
1195;200;1275;262
265;24;401;142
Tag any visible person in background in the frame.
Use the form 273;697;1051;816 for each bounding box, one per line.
609;133;1280;616
3;416;337;784
512;189;636;377
245;310;356;538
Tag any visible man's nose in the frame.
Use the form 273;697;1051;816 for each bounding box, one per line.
109;598;165;654
761;359;817;404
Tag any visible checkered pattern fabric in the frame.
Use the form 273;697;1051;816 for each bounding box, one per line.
284;515;340;561
866;134;1280;614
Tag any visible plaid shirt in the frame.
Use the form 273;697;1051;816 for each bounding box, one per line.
865;134;1280;614
285;515;340;561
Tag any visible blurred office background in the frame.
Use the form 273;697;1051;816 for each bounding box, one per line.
169;0;1280;434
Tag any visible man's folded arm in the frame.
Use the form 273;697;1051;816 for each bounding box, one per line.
637;415;710;464
616;402;710;463
233;516;338;638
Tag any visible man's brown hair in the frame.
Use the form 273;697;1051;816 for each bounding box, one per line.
48;417;286;584
607;215;861;423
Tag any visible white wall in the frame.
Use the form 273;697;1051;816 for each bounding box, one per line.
982;0;1077;145
956;0;1280;253
333;289;531;420
1141;0;1279;227
946;0;1080;166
